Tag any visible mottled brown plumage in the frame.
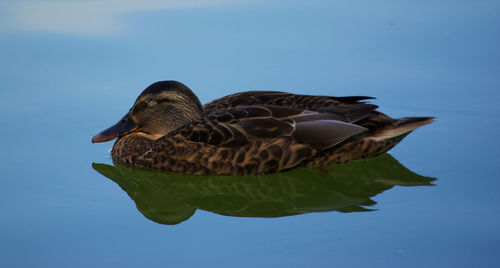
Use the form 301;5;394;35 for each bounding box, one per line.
92;81;434;175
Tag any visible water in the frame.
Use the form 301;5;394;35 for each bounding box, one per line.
1;1;499;267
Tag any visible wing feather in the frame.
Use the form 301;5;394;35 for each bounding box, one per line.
293;120;367;150
203;91;375;113
179;104;374;150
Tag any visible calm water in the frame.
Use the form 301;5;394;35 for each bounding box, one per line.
1;1;499;267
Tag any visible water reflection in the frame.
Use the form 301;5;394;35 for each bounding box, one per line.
93;154;435;225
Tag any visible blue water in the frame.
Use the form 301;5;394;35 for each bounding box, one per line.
1;1;499;267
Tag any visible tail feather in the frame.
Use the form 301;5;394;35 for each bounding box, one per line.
396;116;435;129
371;117;435;141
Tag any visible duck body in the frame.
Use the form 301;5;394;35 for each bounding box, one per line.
93;81;433;175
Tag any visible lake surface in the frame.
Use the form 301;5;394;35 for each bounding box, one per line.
1;1;499;267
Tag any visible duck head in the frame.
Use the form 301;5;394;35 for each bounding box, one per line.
92;81;203;143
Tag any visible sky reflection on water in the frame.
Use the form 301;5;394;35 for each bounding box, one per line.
1;1;499;267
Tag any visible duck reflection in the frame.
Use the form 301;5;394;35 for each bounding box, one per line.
93;154;434;225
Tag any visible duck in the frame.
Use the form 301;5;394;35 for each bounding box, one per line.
92;81;434;175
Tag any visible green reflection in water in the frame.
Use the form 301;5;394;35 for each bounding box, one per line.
93;154;435;225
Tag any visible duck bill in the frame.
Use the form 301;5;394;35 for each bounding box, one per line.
92;115;141;143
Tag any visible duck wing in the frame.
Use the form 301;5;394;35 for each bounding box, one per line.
177;104;376;150
203;91;374;113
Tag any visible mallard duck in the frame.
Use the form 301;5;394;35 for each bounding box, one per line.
92;81;433;175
